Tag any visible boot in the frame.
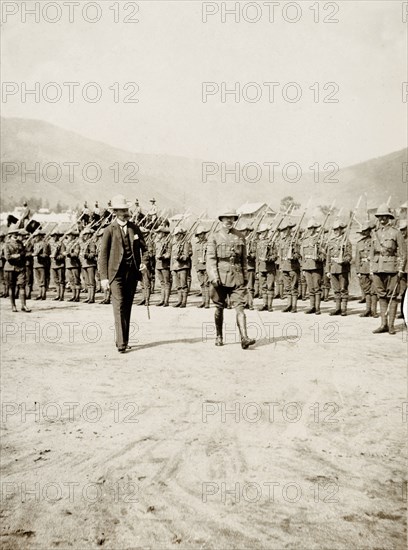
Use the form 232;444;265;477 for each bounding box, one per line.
371;294;378;318
41;286;47;301
227;295;232;309
279;282;284;300
340;298;348;316
388;300;398;335
25;285;30;300
163;288;170;307
138;297;146;306
330;299;341;315
305;295;316;314
267;291;274;312
156;288;165;306
215;308;223;346
315;293;321;315
35;289;42;301
282;295;292;312
88;287;95;304
358;296;365;303
197;288;206;308
301;282;307;301
53;286;61;301
59;284;65;302
204;288;210;309
291;295;298;313
20;289;31;312
68;289;76;302
258;292;268;311
83;288;90;303
10;288;17;312
179;290;188;308
247;290;254;310
323;288;329;302
372;298;388;333
173;290;182;307
74;288;80;302
236;311;256;350
359;294;371;317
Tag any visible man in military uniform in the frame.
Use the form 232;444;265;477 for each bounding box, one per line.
355;221;375;317
256;224;277;312
279;219;300;313
20;230;34;300
64;230;81;302
147;198;158;227
326;220;352;316
398;220;407;319
0;232;7;297
79;227;97;304
50;229;66;301
131;199;142;223
155;225;172;307
240;224;256;310
194;225;211;308
171;226;192;308
370;204;406;334
301;218;324;315
321;228;331;302
33;230;50;301
4;228;31;312
206;209;256;349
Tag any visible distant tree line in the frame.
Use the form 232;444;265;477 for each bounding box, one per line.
1;196;70;213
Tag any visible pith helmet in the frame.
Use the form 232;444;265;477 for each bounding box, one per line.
195;225;209;235
67;229;79;236
307;218;320;229
218;209;239;221
280;218;296;230
173;226;186;235
332;219;347;230
111;194;129;210
34;229;46;236
399;220;407;230
81;227;94;236
375;203;394;218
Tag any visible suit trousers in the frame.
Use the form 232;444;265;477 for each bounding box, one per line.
110;261;138;349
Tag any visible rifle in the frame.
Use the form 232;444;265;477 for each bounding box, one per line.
286;200;310;260
159;211;189;257
176;211;206;257
317;200;336;247
25;222;58;247
338;195;362;263
247;206;273;246
270;204;294;245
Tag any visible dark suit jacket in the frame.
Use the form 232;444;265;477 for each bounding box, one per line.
98;220;147;283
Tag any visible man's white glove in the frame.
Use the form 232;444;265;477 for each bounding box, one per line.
101;279;110;291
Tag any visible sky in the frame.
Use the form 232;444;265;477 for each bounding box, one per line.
1;0;407;168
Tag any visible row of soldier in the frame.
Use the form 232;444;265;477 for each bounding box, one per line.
1;202;406;335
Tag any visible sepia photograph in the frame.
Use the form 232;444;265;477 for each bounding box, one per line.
1;1;407;549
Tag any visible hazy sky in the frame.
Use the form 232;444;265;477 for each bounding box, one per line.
1;0;406;167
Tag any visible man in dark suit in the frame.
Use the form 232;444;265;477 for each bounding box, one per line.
99;195;147;353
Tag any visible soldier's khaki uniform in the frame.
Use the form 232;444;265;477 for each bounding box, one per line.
371;210;406;334
171;233;192;308
256;230;277;312
326;234;352;315
79;237;97;303
4;231;30;312
355;225;376;317
50;237;66;301
195;229;210;308
301;230;324;314
279;226;301;312
207;214;255;349
33;236;51;300
155;229;171;307
65;236;81;302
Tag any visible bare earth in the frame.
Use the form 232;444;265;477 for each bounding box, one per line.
1;289;407;550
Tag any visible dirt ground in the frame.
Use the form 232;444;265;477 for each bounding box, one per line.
1;287;407;550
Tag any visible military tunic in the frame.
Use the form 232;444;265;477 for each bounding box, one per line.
370;224;406;299
355;235;374;297
326;235;352;299
301;233;324;297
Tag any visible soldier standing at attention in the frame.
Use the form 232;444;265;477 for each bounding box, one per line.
355;221;376;317
79;227;97;304
397;220;407;319
194;225;211;309
326;220;352;316
256;224;277;312
301;218;324;315
206;209;256;349
242;224;256;311
279;219;301;313
4;228;31;312
171;226;192;308
20;230;33;300
64;230;81;302
370;204;406;334
155;226;171;307
33;230;50;301
0;232;7;298
50;229;66;301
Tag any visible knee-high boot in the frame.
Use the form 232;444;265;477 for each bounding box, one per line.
330;298;341;315
236;310;256;350
20;289;31;312
173;290;182;307
371;294;378;318
258;292;268;311
359;294;371;317
388;300;398;335
373;298;388;333
315;293;321;315
215;308;223;346
204;287;210;308
267;291;274;312
305;295;316;314
282;295;292;312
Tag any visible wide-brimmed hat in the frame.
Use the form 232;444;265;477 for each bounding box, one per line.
33;229;46;236
51;229;63;236
156;226;170;234
399;220;407;230
280;218;296;230
195;225;209;235
8;225;20;235
307;218;321;229
375;203;394;218
332;219;347;230
81;227;94;236
357;221;375;233
257;223;269;233
218;209;239;221
173;226;186;235
111;195;130;210
67;229;79;236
